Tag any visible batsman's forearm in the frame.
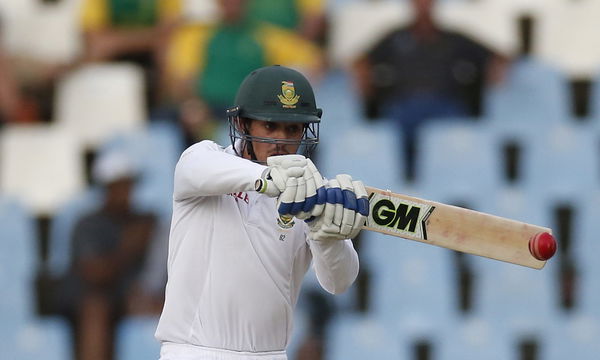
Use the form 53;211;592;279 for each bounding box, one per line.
310;239;359;294
173;141;265;201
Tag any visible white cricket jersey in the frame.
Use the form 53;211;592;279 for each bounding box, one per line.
155;141;359;359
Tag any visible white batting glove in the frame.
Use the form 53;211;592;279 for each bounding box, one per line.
256;155;327;219
255;155;306;197
307;175;370;241
293;159;326;220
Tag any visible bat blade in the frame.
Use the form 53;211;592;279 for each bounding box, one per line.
363;186;551;269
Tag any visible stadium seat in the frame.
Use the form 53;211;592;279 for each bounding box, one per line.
416;120;504;200
438;314;513;360
536;0;600;79
571;190;600;318
0;0;81;64
0;197;37;325
317;121;403;189
116;315;161;360
0;198;73;360
470;248;559;338
484;57;571;131
366;227;459;337
0;124;86;216
7;317;73;360
471;187;560;336
326;313;401;360
314;70;366;131
520;123;599;198
539;310;600;360
54;63;147;149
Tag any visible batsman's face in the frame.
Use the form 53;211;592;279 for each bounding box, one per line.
245;119;304;163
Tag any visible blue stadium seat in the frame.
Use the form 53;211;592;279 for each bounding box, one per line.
314;70;365;131
317;121;403;189
326;313;401;360
438;314;513;360
539;310;600;360
0;197;37;325
520;123;599;198
6;317;73;360
366;227;459;336
0;198;73;359
416;120;504;200
470;250;559;338
471;187;560;337
484;57;570;131
116;315;161;360
571;191;600;318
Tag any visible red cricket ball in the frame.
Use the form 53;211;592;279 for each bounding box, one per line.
529;232;557;261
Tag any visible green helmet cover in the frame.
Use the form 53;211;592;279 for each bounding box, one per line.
229;65;323;123
227;65;322;160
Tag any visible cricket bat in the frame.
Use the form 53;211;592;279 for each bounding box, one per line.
363;186;556;269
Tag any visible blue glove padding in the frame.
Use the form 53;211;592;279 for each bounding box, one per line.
307;174;368;241
277;158;326;219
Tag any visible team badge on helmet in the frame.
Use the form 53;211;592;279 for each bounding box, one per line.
278;81;300;108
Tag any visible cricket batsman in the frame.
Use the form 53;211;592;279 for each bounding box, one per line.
155;65;369;359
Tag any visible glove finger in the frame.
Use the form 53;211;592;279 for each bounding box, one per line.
348;212;366;239
277;177;297;215
302;167;317;213
353;180;370;217
268;167;287;192
326;179;344;226
307;159;326;216
336;174;358;212
267;154;306;168
318;200;336;228
290;176;306;215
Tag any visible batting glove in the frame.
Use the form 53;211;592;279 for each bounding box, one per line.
307;174;369;241
255;155;306;197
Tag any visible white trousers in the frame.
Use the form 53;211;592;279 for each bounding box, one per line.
159;343;288;360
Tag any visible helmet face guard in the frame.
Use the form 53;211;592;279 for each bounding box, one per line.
227;107;319;162
227;65;322;162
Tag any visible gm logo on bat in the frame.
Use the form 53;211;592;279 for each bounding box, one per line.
366;193;436;240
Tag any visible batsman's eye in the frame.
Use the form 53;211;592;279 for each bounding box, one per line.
285;125;302;135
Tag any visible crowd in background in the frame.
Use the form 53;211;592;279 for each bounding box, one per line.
1;0;600;360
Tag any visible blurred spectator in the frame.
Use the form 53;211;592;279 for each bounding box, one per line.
163;0;323;147
247;0;327;44
0;14;33;124
80;0;183;108
55;151;160;360
352;0;508;181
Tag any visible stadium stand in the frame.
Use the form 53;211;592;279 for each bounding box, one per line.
0;124;85;216
484;57;571;130
2;1;600;359
415;120;504;200
54;63;147;149
116;316;161;360
0;197;73;359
